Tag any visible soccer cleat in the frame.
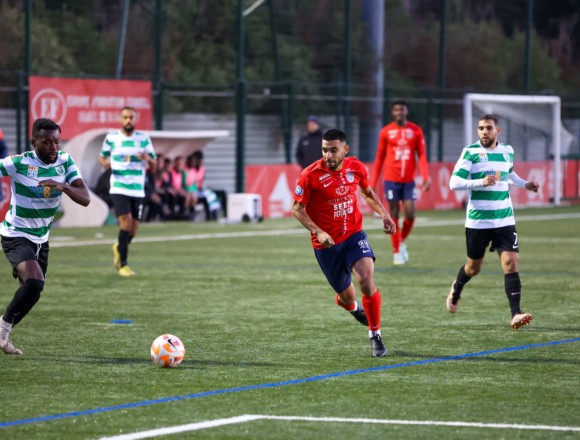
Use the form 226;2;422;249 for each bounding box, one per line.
370;333;387;357
0;316;23;355
350;308;369;326
118;265;136;277
400;242;409;262
393;252;406;265
447;282;460;313
112;243;121;270
511;313;533;330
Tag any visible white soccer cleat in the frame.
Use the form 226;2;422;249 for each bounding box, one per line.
400;242;409;262
511;313;533;330
446;282;459;313
0;316;23;355
393;252;406;265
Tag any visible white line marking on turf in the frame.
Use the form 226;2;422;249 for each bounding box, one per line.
51;212;580;248
100;414;580;439
99;415;261;440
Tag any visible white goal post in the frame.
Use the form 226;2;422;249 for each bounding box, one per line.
463;93;562;205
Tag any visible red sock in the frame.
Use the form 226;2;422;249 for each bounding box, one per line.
401;218;415;241
390;221;400;253
362;290;381;331
335;294;356;312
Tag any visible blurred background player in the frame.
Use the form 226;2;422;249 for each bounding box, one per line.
0;118;90;355
448;114;539;329
292;128;396;357
99;106;156;277
370;100;431;265
295;115;323;169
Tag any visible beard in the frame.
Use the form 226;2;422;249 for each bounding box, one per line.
480;137;495;147
124;124;135;134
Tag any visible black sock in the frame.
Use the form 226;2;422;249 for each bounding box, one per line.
128;235;134;244
3;279;44;325
504;272;522;317
452;265;472;304
118;230;130;266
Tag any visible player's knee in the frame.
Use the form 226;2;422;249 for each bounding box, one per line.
23;279;44;298
358;277;375;296
502;257;518;273
465;263;481;277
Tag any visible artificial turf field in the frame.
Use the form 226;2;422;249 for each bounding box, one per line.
0;206;578;439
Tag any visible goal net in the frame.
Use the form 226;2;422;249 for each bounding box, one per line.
463;93;575;205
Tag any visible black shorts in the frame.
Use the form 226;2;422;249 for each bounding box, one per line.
1;236;49;279
465;225;519;260
111;194;144;221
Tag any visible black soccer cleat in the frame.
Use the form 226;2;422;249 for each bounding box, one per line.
350;308;369;326
370;334;387;357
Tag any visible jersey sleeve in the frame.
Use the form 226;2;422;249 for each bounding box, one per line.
449;148;483;190
293;170;311;206
144;135;156;159
356;158;370;190
414;126;429;181
64;154;83;184
369;129;387;187
0;156;16;177
101;135;112;157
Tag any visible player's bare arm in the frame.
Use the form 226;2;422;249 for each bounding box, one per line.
292;200;335;248
38;178;91;207
360;186;396;234
422;177;432;191
98;156;111;170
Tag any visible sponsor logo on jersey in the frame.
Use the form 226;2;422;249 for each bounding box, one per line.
55;165;65;175
479;153;488;162
319;173;331;181
27;165;38;178
336;185;349;196
346;172;354;183
388;130;398;138
295;185;303;196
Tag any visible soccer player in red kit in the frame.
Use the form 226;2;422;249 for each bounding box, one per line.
370;100;431;265
292;129;396;357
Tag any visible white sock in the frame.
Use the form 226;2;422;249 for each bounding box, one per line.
369;329;381;338
350;301;359;312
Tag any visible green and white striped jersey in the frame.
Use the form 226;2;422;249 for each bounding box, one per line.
100;130;156;198
451;141;519;229
0;151;82;243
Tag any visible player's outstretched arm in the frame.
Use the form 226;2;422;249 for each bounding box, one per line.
360;186;396;234
38;178;91;207
292;200;335;248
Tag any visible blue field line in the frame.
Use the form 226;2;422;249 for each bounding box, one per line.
1;338;579;429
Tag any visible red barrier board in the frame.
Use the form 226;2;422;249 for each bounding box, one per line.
246;161;561;219
29;76;153;140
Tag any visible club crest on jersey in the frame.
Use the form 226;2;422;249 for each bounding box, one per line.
55;165;65;175
406;129;414;139
346;172;354;183
336;185;349;196
295;185;303;196
27;165;38;178
479;153;488;162
503;153;511;163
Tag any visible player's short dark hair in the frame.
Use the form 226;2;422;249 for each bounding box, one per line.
323;129;347;143
191;150;203;160
391;100;408;109
32;118;61;138
479;114;500;126
120;106;136;113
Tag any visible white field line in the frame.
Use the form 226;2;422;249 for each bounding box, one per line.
51;212;580;249
99;415;261;440
99;414;580;439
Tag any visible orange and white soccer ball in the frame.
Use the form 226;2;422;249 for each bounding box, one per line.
150;334;185;368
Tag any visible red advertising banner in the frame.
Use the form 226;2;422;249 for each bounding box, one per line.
246;161;560;219
29;76;153;140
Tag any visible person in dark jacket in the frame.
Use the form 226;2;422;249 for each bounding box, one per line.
295;115;323;169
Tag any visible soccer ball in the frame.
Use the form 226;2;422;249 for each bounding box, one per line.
150;334;185;368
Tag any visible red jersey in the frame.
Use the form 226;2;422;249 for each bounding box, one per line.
370;121;429;186
294;156;369;249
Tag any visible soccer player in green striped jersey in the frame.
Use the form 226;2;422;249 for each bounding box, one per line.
447;114;540;330
99;107;156;277
0;118;90;355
